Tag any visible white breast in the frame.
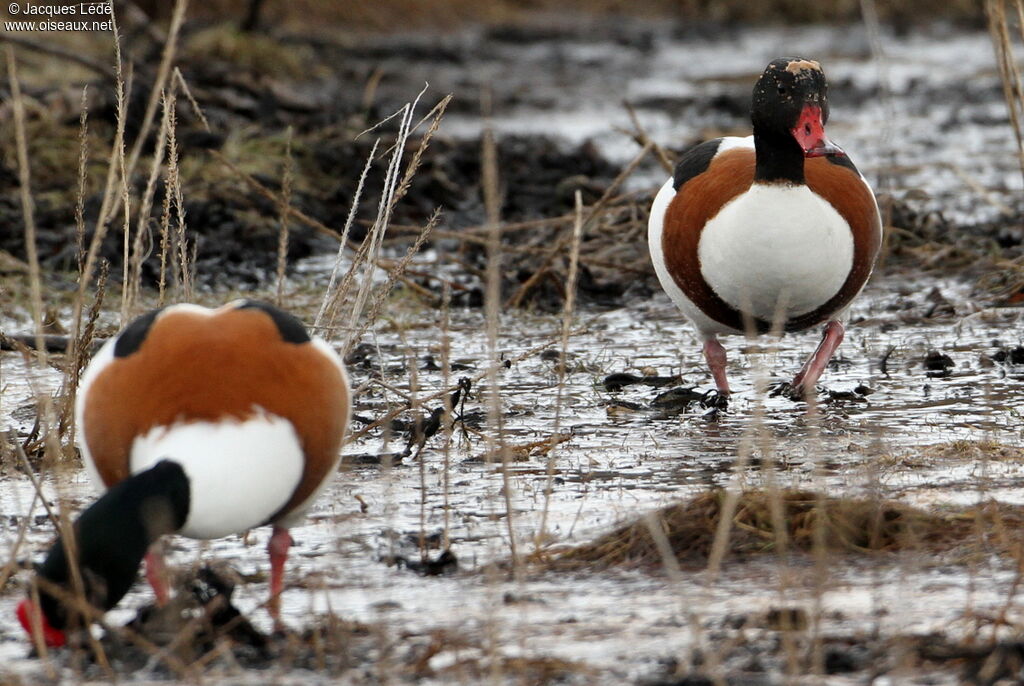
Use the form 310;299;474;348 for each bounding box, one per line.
130;412;305;539
698;183;853;324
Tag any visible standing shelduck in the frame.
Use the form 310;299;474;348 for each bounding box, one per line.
18;300;351;647
648;57;882;400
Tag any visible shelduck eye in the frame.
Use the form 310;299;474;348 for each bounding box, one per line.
777;85;787;95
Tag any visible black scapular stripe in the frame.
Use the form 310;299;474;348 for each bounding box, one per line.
672;139;723;190
237;300;311;344
826;153;859;174
113;307;166;358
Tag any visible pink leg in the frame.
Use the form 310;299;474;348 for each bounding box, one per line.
703;337;731;394
144;545;170;606
268;526;293;625
791;320;845;395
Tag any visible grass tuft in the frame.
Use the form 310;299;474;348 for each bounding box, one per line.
548;489;1024;570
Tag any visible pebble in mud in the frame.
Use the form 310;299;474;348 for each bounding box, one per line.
924;350;955;378
603;372;682;392
992;345;1024;365
649;386;706;412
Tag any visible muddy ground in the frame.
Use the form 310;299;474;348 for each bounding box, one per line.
2;11;1024;686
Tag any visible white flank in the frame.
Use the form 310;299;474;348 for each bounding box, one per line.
130;413;305;539
648;136;762;338
698;183;853;323
648;178;736;338
75;335;118;491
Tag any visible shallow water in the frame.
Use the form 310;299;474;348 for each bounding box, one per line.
2;271;1023;683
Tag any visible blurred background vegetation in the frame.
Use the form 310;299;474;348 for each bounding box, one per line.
131;0;986;31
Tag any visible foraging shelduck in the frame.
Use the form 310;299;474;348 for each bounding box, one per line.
18;301;351;647
648;57;882;399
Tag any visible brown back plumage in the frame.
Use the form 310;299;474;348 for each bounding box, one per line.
80;305;349;522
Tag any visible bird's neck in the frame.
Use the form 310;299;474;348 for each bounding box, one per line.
36;460;190;630
753;126;806;185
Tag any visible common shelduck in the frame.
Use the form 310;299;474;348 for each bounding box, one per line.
18;301;351;647
648;57;882;400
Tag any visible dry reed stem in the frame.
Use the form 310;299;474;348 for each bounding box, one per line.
61;7;129;434
74;86;90;275
348;209;440;347
439;281;453;550
342;195;400;353
623;101;674;174
90;3;128;269
0;490;38;596
361;66;385;112
311;137;376;329
77;0;187;286
129;84;175;316
6;46;73;493
503;142;652;308
859;0;897;274
158;93;174;304
211;152;345;242
125;0;188;180
704;442;753;583
315;140;378;329
166;90;192;301
987;0;1024;186
390;93;452;206
23;584;55;676
118;85;133;325
481;115;519;575
805;382;829;676
357;91;451;154
57;262;108;439
503;238;566;308
340;90;429;353
322;224;377;337
173;67;211;133
5;46;45;364
276;127;295;306
582;140;653;230
536;191;584;548
0;433;42;594
645;510;722;683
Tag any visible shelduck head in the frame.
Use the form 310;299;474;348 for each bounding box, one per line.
751;57;843;159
